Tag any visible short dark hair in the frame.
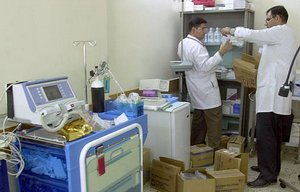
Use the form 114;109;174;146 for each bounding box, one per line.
189;17;207;32
267;5;288;23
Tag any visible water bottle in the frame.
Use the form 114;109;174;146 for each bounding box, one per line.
204;33;208;43
207;27;214;43
214;27;221;43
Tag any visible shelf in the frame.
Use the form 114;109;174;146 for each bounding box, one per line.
183;9;254;15
223;114;240;118
182;9;254;138
292;96;300;101
204;42;221;46
222;130;239;136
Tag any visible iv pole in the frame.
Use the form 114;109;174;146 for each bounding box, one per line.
73;40;97;104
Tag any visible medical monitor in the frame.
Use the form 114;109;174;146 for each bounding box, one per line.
43;85;63;101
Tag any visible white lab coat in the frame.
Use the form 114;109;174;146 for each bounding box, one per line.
178;35;223;109
234;25;297;115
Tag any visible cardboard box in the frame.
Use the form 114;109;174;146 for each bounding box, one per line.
143;148;151;184
207;169;245;192
190;144;214;167
227;135;245;153
177;168;215;192
214;149;249;182
150;157;185;192
219;135;230;149
233;53;260;88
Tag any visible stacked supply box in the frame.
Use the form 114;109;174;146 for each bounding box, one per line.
190;144;214;167
215;0;248;9
207;169;245;192
177;168;215;192
227;135;245;153
214;149;249;182
150;157;185;192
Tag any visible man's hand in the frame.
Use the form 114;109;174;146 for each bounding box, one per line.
219;41;233;56
221;27;232;36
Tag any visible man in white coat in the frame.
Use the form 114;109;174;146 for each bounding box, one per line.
178;17;232;149
221;5;298;188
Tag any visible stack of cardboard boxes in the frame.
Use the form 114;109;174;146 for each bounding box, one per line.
148;135;247;192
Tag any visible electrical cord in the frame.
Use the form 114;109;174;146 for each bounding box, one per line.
0;82;25;177
0;127;25;177
279;45;300;97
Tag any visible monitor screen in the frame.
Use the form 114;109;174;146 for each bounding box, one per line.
43;85;63;101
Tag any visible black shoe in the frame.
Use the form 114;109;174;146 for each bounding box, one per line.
250;166;260;172
247;178;273;188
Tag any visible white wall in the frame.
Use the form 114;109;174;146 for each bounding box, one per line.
0;0;180;115
106;0;180;94
250;0;300;53
0;0;108;114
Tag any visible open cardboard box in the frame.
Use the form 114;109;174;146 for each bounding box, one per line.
177;167;215;192
150;157;185;192
227;135;246;154
214;149;249;182
233;52;261;88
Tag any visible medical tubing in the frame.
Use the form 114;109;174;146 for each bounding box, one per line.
40;110;83;132
40;113;70;132
107;69;125;95
284;45;300;85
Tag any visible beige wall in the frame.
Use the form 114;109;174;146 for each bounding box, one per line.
0;0;108;114
250;0;300;53
0;0;180;114
106;0;180;94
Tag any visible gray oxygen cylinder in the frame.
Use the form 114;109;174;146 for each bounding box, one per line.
91;76;105;113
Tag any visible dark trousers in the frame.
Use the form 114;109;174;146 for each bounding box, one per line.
190;106;222;149
256;112;293;181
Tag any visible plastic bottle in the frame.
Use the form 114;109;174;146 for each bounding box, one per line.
204;33;208;43
91;76;105;113
214;27;221;43
207;27;214;43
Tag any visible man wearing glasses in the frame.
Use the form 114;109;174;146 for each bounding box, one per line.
178;17;232;150
221;5;297;188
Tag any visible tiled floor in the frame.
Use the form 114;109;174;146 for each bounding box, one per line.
144;145;300;192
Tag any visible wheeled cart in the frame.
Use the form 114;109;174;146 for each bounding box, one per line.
16;115;147;192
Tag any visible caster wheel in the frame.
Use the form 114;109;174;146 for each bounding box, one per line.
280;182;286;188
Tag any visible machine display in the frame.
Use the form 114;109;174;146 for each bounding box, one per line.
43;85;63;101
